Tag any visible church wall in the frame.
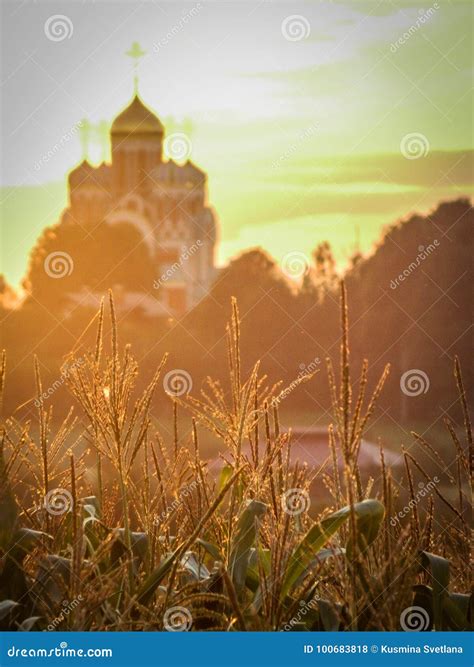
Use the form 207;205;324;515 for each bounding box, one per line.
63;95;217;317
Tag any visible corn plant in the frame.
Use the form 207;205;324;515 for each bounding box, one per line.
0;285;471;631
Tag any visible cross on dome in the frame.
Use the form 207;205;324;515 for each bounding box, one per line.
125;41;147;94
111;43;163;136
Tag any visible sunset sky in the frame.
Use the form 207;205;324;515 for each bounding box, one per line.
1;0;472;287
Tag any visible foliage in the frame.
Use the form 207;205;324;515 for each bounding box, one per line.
0;287;471;632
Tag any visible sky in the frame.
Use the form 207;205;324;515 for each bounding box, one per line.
0;0;472;287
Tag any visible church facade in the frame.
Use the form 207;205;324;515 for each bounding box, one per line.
61;93;218;317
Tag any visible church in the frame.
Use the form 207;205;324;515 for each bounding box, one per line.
60;74;218;317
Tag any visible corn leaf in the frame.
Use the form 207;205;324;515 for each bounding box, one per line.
0;600;20;621
421;551;449;630
228;499;267;595
136;552;176;605
282;499;384;599
0;445;18;550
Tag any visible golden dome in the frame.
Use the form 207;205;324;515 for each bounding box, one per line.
111;95;164;135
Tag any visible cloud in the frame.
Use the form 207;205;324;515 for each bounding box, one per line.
308;33;336;42
329;1;444;18
274;151;474;188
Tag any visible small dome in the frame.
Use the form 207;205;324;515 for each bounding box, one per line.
68;160;111;190
111;95;164;135
184;160;206;184
68;159;93;188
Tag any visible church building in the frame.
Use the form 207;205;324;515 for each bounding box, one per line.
60;75;218;317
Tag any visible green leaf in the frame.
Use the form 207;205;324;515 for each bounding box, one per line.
282;499;384;599
218;465;233;494
346;499;385;559
81;496;100;519
246;547;271;593
136;551;177;606
228;499;267;596
249;549;272;613
316;598;340;631
292;547;345;590
0;444;18;550
181;551;210;581
111;530;149;566
410;583;468;631
0;600;20;621
196;538;221;561
9;528;52;561
421;551;449;630
18;616;41;631
248;546;271;572
443;593;472;630
34;555;72;605
411;584;433;631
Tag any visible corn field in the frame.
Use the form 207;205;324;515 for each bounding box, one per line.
0;283;471;632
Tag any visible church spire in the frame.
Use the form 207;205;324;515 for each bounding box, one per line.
125;41;147;95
